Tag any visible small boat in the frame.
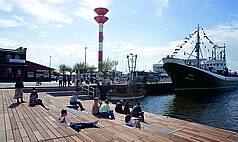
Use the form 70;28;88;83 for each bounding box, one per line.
105;82;145;101
163;25;238;93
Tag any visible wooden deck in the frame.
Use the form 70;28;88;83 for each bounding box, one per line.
0;89;237;142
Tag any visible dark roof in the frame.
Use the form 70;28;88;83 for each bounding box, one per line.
26;61;55;70
0;47;27;54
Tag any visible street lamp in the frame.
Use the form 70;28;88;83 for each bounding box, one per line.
85;47;87;68
114;61;118;82
85;47;88;81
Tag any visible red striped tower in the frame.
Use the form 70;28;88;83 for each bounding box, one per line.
94;7;109;71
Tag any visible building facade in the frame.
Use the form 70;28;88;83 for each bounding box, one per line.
0;47;27;81
0;47;54;82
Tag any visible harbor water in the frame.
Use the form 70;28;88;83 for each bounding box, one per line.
140;89;238;132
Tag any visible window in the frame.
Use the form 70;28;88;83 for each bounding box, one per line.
15;55;20;59
6;54;12;60
27;72;34;78
43;71;49;78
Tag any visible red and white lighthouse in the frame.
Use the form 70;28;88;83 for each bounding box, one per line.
94;7;109;71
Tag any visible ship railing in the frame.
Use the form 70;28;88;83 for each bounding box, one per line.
81;83;95;97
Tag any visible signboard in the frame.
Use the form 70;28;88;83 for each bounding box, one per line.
9;59;26;63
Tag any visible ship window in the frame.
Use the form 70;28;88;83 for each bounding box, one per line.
224;63;226;66
210;64;212;66
213;64;215;66
6;54;12;59
217;64;219;66
15;55;20;59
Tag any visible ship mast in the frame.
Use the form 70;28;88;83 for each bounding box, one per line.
195;24;201;67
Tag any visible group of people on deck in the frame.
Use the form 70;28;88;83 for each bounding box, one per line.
14;78;144;133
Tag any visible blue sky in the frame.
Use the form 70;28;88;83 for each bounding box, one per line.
1;0;238;72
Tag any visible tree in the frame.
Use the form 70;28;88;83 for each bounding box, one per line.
88;65;97;73
99;58;115;78
66;66;73;75
59;64;67;74
73;62;87;73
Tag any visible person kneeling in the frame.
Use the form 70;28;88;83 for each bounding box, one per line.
125;114;141;129
29;88;49;110
99;99;115;120
59;109;98;132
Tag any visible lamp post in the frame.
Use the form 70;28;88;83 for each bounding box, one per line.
114;61;118;82
85;47;87;81
85;47;87;68
49;56;52;68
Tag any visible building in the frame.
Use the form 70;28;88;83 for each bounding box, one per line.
0;47;54;82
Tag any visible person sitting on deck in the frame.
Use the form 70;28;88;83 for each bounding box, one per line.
70;93;85;111
131;102;145;122
92;97;101;115
125;114;141;129
115;99;124;114
99;99;115;119
29;88;49;110
59;109;98;132
123;100;131;115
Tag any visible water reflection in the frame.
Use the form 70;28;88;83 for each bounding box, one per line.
141;89;238;132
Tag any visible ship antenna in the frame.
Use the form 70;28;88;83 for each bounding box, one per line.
196;24;201;67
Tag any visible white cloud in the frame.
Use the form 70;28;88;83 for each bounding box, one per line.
0;0;13;12
154;0;169;16
0;16;25;28
0;36;21;48
43;0;72;5
75;0;111;22
104;40;178;71
16;0;73;24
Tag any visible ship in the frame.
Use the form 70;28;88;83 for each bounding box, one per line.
162;25;238;93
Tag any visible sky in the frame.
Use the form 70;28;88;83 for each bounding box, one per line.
0;0;238;72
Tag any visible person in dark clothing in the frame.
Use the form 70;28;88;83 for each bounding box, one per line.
131;102;145;122
63;75;67;87
68;76;71;86
123;100;131;115
115;99;124;114
29;88;49;110
14;78;24;103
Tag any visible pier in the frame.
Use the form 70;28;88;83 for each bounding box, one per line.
0;89;237;142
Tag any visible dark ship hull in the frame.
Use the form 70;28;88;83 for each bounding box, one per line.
163;62;238;93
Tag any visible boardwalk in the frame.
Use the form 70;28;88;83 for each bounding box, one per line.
0;89;237;142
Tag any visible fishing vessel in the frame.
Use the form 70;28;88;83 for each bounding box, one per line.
105;53;145;100
163;25;238;92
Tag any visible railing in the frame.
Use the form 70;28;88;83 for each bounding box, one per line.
80;83;95;97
